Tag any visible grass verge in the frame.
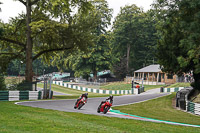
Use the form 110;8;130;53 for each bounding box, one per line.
37;84;120;99
113;93;200;125
100;82;164;91
0;101;200;133
167;82;191;88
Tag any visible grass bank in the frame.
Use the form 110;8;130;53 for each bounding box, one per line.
167;82;191;88
0;101;199;133
37;84;120;99
113;93;200;125
100;82;164;91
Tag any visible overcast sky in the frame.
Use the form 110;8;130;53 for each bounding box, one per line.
0;0;154;23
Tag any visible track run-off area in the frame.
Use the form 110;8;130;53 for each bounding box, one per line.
16;90;200;128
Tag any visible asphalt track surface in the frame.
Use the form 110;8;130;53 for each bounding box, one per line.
16;93;169;118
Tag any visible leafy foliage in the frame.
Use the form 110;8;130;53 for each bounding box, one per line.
53;0;113;80
0;0;94;82
153;0;200;90
112;5;158;78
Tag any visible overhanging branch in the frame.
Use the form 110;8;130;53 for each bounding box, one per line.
0;47;25;57
33;47;73;61
0;52;16;55
0;37;26;48
18;0;26;6
31;0;40;5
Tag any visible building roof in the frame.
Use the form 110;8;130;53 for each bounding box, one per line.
134;64;162;73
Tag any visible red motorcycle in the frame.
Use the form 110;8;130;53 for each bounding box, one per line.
97;100;112;114
74;97;87;109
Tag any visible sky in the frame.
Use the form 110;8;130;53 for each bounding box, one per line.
0;0;154;23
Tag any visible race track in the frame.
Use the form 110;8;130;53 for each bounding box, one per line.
16;93;168;118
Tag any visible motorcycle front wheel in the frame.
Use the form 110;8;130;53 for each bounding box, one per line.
103;106;110;114
78;103;84;109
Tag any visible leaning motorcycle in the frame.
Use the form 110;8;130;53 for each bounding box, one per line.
74;97;87;109
97;100;112;114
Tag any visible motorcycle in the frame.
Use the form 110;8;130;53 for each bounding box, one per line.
97;100;112;114
74;97;87;109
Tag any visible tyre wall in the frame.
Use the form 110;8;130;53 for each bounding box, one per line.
0;91;43;101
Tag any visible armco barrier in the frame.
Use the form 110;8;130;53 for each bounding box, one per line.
186;101;200;115
160;87;185;93
187;101;199;115
0;91;43;101
185;89;200;116
53;81;144;95
175;87;200;116
0;91;9;101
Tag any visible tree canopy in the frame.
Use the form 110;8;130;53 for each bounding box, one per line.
0;0;95;82
112;4;158;78
153;0;200;89
52;0;113;80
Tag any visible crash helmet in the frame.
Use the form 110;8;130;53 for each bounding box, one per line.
85;93;88;96
109;95;113;100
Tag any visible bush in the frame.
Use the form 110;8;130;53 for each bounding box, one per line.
15;80;33;91
7;78;18;90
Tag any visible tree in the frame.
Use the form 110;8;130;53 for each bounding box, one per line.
0;0;94;83
53;0;113;80
58;33;113;80
112;5;158;77
0;73;6;90
153;0;200;90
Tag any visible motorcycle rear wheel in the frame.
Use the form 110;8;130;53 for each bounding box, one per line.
97;107;100;113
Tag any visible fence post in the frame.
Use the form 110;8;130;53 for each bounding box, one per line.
131;77;134;94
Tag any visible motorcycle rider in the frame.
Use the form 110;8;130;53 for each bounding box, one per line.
98;95;113;108
75;93;88;105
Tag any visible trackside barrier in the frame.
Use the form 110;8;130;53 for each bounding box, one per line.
186;101;200;115
160;87;185;93
175;87;200;116
53;81;144;95
0;91;43;101
185;88;200;116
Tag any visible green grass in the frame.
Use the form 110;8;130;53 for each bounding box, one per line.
38;84;84;95
167;82;191;88
113;93;200;125
5;76;24;85
38;83;163;97
100;82;164;91
53;94;120;100
143;85;165;91
0;101;200;133
37;84;120;99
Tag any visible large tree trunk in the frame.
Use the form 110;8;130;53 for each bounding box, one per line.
192;73;200;90
126;43;130;74
93;70;97;82
25;0;33;82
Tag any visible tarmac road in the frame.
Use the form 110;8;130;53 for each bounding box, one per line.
16;92;169;117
